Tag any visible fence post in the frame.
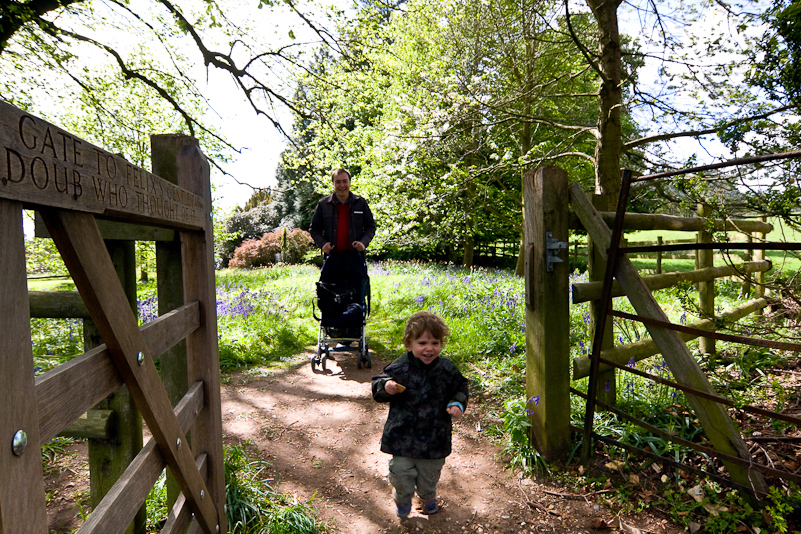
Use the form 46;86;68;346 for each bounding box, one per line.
524;166;570;461
697;203;715;357
741;234;753;298
177;142;228;533
86;240;145;534
656;236;663;274
754;216;767;315
589;194;616;405
151;135;191;509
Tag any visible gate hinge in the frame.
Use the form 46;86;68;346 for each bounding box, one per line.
546;232;568;272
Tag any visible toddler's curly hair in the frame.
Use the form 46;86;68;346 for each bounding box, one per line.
402;311;451;346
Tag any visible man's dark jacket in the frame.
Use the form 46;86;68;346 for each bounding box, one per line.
372;352;469;459
308;192;376;250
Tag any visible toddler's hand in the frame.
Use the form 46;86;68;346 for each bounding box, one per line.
385;380;406;395
447;406;463;418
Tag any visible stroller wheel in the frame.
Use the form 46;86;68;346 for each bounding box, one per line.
364;343;372;368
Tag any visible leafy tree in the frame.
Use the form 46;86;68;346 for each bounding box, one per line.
283;0;603;266
0;0;321;142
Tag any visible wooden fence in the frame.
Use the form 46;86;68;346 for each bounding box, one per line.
0;100;227;533
522;165;787;495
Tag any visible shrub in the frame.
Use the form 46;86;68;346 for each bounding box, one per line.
229;238;280;269
282;228;315;263
229;229;314;268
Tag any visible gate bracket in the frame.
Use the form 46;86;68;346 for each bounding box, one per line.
546;232;568;271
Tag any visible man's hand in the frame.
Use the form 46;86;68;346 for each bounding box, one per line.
322;243;334;254
352;241;366;252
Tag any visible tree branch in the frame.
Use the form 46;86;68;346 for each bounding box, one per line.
623;104;797;150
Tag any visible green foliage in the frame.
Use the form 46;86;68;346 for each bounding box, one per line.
26;237;68;276
498;397;549;476
225;442;319;534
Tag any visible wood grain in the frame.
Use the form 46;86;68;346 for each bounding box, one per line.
178;143;229;534
78;383;205;534
0;199;47;533
0;101;204;230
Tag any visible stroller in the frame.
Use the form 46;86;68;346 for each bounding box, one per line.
311;249;371;371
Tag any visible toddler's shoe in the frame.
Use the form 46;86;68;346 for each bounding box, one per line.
422;499;438;515
395;500;412;518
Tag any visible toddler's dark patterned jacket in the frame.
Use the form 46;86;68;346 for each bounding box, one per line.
372;352;469;459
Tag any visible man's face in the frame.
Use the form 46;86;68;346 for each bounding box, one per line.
333;172;351;199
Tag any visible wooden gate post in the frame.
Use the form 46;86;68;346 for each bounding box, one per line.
697;203;715;356
524;166;570;461
177;142;228;533
0;200;47;533
152;134;191;509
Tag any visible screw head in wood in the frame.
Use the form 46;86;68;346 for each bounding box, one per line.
176;438;181;449
12;430;27;456
137;352;145;365
200;489;204;500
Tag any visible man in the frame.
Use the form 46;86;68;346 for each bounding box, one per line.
309;168;376;255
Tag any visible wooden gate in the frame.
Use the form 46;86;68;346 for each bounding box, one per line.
0;101;227;534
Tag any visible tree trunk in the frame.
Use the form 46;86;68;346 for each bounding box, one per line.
586;0;623;199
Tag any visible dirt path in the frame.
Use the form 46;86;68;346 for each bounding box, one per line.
221;350;685;534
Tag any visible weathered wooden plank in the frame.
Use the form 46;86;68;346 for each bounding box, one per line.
571;260;772;303
77;383;205;534
58;409;113;440
160;454;210;534
29;290;90;318
0;101;204;230
0;199;47;534
36;302;199;443
697;204;715;356
569;183;768;493
34;212;175;241
569;211;773;233
177;142;229;534
573;298;770;378
524;167;571;461
152;134;191;509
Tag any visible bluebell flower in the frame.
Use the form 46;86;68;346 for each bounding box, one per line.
605;380;610;392
509;342;517;355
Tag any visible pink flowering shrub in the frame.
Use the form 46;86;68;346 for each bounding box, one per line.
229;229;314;268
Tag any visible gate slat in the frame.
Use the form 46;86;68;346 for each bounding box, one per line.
77;382;205;534
41;208;221;533
36;302;199;443
0;200;47;533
